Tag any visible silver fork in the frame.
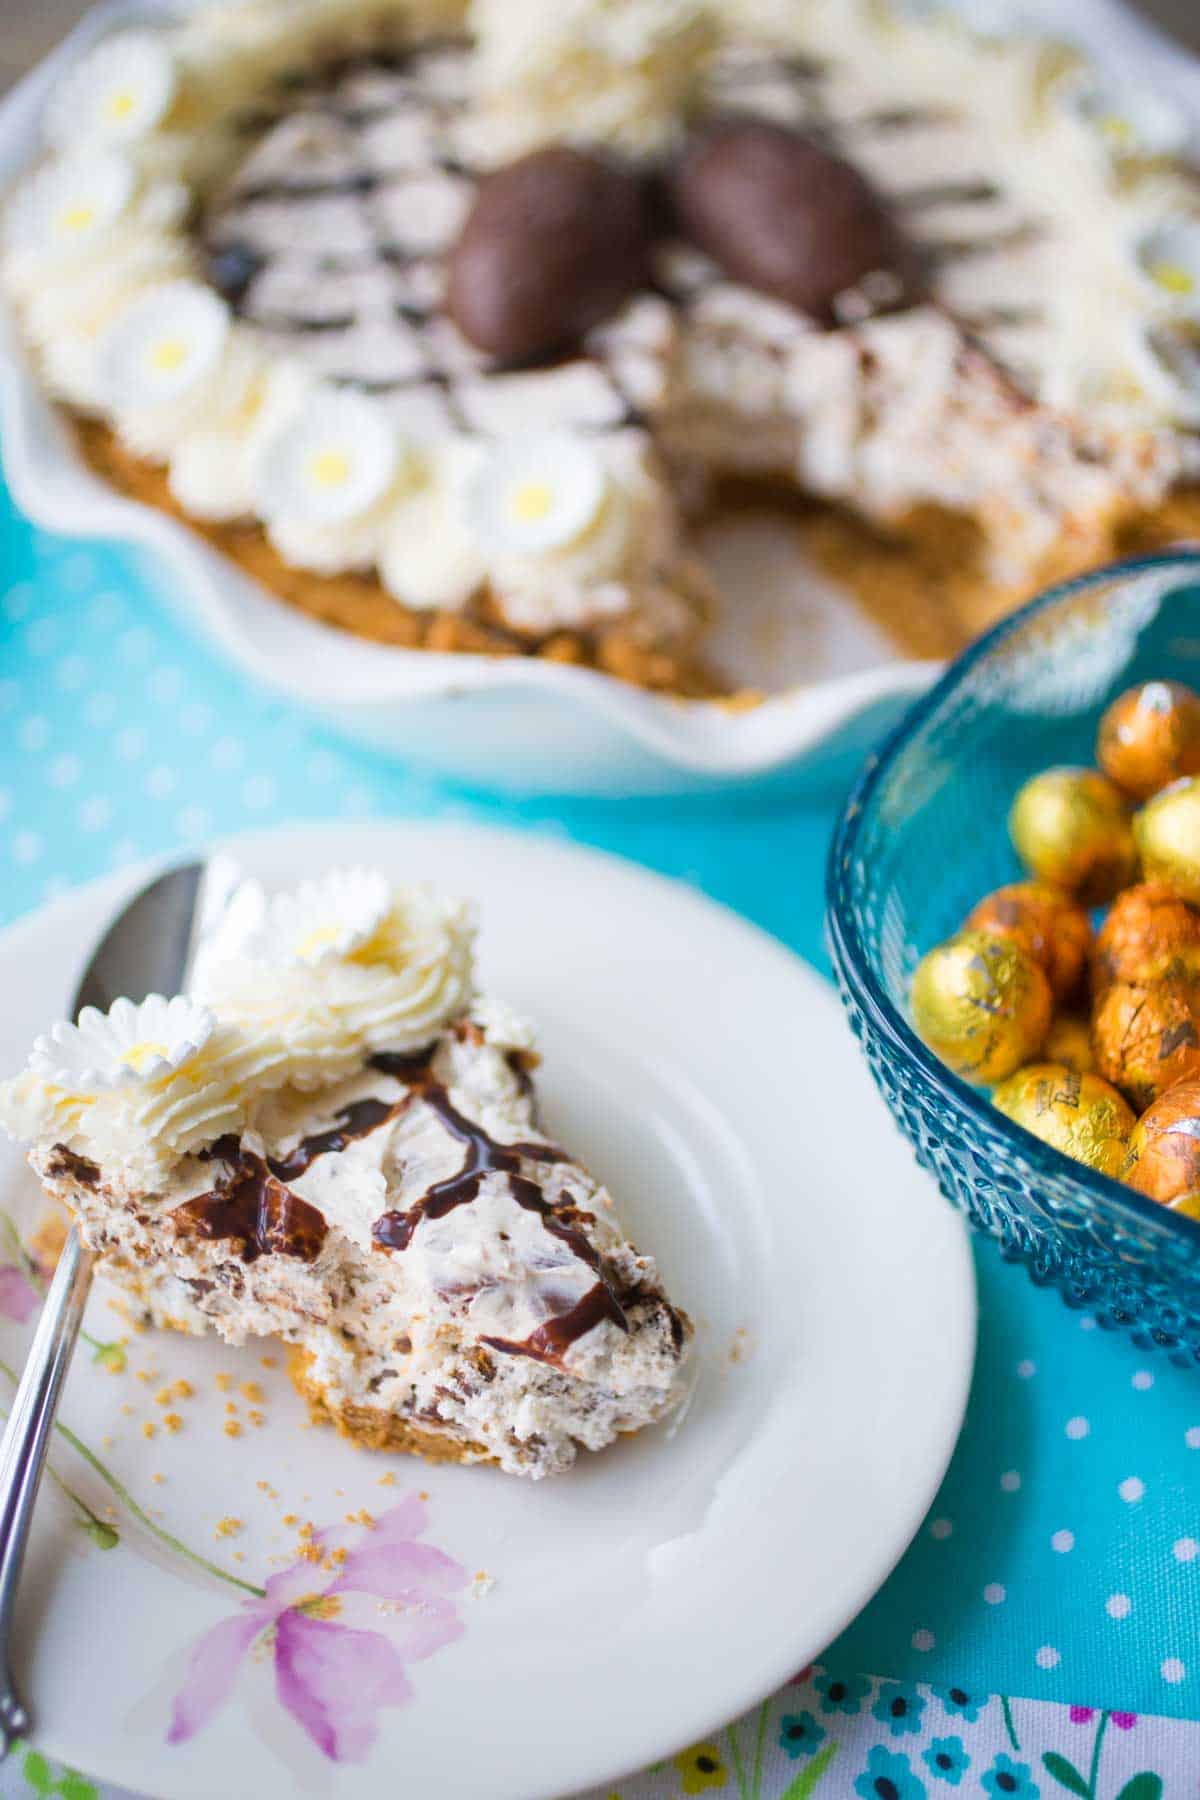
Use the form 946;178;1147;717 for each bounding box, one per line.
0;861;206;1757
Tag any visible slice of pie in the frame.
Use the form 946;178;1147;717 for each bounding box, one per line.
0;870;691;1478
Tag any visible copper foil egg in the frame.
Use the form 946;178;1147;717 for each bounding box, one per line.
1042;1013;1096;1073
1097;679;1200;800
1134;777;1200;905
911;930;1052;1084
965;881;1091;1001
1092;975;1200;1110
993;1062;1135;1178
1092;881;1200;994
1125;1076;1200;1204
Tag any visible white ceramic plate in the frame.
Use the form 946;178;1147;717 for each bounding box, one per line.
0;822;974;1800
3;0;1197;790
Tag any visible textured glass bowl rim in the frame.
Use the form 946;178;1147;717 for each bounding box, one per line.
826;549;1200;1262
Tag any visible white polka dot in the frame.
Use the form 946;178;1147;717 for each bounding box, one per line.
1051;1530;1075;1553
1132;1371;1154;1391
55;655;88;692
1000;1470;1021;1492
24;617;59;657
983;1583;1006;1605
1016;1360;1037;1379
1036;1646;1060;1670
911;1629;935;1652
145;765;176;800
17;715;50;752
2;583;32;622
1119;1477;1145;1504
1174;1538;1199;1563
1106;1593;1131;1620
176;805;210;840
116;726;147;761
1079;1316;1097;1332
119;628;152;664
181;703;211;737
84;693;117;727
109;838;140;868
48;755;81;789
1065;1417;1090;1440
307;751;338;784
241;773;276;811
62;554;97;592
147;667;184;704
12;832;41;866
212;737;244;773
79;797;112;833
88;590;123;629
1187;1428;1200;1450
1162;1658;1187;1684
929;1518;953;1541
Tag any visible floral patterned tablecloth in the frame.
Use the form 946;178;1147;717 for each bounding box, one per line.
3;470;1200;1796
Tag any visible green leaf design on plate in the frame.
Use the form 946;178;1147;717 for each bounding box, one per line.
779;1742;838;1800
56;1774;99;1800
21;1748;53;1795
1116;1776;1163;1800
1042;1752;1091;1797
82;1519;119;1551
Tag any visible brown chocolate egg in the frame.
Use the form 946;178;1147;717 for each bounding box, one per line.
1009;767;1136;905
446;147;651;361
1134;777;1200;905
1092;976;1200;1110
993;1062;1134;1178
1043;1013;1095;1073
1124;1076;1200;1203
1097;679;1200;800
670;116;914;321
1091;881;1200;994
964;881;1091;1001
911;929;1051;1085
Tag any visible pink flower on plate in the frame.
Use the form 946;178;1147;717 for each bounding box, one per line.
168;1493;467;1764
0;1265;39;1325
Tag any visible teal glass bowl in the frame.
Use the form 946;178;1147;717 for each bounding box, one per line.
826;553;1200;1363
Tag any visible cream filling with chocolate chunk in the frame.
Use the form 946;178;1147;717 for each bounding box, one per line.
30;1015;690;1479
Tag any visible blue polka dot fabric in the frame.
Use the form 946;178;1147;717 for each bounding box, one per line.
2;471;1200;1780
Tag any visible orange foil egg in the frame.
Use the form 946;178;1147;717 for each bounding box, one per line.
965;882;1091;1002
1097;679;1200;801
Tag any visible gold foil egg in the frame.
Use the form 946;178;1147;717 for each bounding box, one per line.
1125;1076;1200;1204
965;881;1091;1001
1010;767;1136;905
1134;777;1200;904
1092;881;1200;993
993;1062;1135;1177
1097;679;1200;800
1042;1013;1095;1073
911;930;1052;1084
1092;975;1200;1110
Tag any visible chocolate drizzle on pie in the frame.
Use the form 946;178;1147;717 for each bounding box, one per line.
173;1139;327;1263
368;1050;630;1362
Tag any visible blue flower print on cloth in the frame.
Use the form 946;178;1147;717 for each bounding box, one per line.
814;1672;872;1716
981;1751;1040;1799
853;1743;928;1800
873;1682;926;1738
777;1711;825;1760
922;1734;971;1785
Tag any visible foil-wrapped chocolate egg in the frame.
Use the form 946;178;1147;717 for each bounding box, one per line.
670;116;915;320
1125;1076;1200;1203
911;929;1052;1084
1042;1013;1096;1073
1166;1191;1200;1221
964;881;1091;1001
993;1062;1135;1177
1009;767;1136;905
447;147;652;362
1097;679;1200;800
1091;881;1200;994
1134;777;1200;904
1092;975;1200;1110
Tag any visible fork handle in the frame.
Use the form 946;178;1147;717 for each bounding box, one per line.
0;1226;93;1745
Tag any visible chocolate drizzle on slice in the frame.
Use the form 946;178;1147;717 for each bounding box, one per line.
45;1145;101;1189
173;1140;327;1264
368;1050;629;1361
267;1098;396;1181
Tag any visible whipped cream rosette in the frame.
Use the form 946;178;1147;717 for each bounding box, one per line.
42;32;179;152
377;441;489;612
